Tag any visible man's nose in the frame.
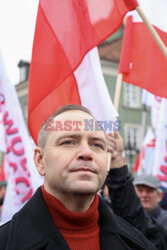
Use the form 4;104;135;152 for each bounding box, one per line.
77;143;93;161
140;191;148;197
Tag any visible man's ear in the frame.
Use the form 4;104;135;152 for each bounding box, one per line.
34;147;46;176
158;190;164;203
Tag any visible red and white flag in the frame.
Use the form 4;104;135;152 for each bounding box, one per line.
141;90;162;134
119;0;167;98
28;0;138;143
133;128;155;175
0;52;43;224
154;99;167;188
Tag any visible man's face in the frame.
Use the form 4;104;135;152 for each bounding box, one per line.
0;185;7;199
36;110;108;198
135;185;163;211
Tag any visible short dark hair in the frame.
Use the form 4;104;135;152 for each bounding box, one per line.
38;105;94;148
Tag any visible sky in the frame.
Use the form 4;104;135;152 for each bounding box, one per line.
0;0;39;85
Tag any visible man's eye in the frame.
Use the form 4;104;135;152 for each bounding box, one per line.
64;140;74;145
92;143;104;149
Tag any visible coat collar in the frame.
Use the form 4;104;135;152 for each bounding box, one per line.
98;198;154;250
6;188;70;250
6;188;153;250
148;205;161;220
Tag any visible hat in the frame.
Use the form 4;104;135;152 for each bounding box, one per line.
133;175;161;189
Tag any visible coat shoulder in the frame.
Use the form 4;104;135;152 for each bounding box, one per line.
0;221;10;250
98;197;157;250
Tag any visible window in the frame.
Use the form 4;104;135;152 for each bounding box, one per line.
18;60;30;83
20;67;27;83
124;124;142;151
124;83;141;108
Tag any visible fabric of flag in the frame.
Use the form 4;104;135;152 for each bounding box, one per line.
119;0;167;98
133;128;155;175
133;152;140;173
28;0;138;144
141;90;162;134
0;157;6;182
0;52;43;224
0;112;5;152
154;99;167;188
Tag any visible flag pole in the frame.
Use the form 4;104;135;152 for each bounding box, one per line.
136;6;167;58
107;73;123;172
114;73;123;111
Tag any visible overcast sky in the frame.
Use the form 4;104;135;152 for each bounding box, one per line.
0;0;39;85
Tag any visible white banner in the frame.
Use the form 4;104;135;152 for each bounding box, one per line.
0;52;43;224
154;99;167;188
141;90;162;134
137;128;155;175
0;111;5;152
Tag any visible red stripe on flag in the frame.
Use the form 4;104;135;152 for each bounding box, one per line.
123;0;139;10
133;152;140;173
28;5;81;142
122;22;167;98
29;75;81;144
28;5;75;113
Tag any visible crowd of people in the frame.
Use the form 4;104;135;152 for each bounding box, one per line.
0;104;167;249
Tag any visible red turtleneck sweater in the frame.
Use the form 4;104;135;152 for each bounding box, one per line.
41;186;100;250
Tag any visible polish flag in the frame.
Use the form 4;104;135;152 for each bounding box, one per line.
141;90;162;134
133;128;155;175
119;0;167;98
28;0;138;144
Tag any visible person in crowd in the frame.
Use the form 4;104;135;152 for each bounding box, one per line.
160;188;167;210
133;174;167;230
0;180;7;220
0;105;155;250
0;180;7;202
106;131;167;250
99;183;112;210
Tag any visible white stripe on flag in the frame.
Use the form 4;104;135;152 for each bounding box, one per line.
74;47;118;123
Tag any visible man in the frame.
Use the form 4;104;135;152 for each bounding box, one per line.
0;105;155;250
0;180;7;220
0;181;7;203
106;131;167;249
133;174;167;230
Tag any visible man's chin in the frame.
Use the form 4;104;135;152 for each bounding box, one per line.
71;184;98;196
73;190;96;196
142;204;151;210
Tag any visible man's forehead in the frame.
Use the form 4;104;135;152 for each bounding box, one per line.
45;110;106;140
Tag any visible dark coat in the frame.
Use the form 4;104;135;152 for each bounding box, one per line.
0;188;156;250
149;205;167;231
107;165;167;250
